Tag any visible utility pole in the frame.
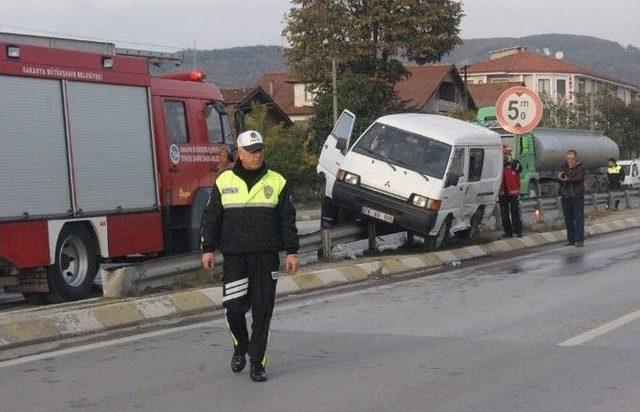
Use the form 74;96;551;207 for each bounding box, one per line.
192;39;197;71
322;58;339;261
332;58;338;122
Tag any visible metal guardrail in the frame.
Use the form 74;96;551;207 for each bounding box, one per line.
102;189;640;296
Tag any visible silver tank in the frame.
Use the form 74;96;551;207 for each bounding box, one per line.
532;128;619;171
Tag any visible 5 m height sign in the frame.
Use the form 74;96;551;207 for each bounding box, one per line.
496;86;543;134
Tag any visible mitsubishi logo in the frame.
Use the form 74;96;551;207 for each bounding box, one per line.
384;181;391;188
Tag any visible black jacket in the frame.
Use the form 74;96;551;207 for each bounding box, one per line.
200;162;299;255
557;162;585;198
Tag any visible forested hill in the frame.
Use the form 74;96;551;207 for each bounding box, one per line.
175;34;640;87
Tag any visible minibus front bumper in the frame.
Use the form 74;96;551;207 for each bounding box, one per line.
332;181;438;236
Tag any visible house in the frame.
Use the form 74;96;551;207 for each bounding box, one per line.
259;64;475;122
396;64;476;113
220;86;293;134
466;81;525;108
258;72;315;122
464;47;639;104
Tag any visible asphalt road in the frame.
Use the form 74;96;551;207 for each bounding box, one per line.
1;229;640;411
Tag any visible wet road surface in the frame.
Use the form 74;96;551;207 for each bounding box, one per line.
1;229;640;411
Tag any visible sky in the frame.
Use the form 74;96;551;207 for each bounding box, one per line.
0;0;638;51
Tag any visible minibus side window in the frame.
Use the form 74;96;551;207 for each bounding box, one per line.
468;148;485;182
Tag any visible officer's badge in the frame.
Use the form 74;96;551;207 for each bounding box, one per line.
264;185;274;199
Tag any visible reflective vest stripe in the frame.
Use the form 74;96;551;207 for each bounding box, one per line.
216;169;286;209
222;202;277;209
608;165;622;174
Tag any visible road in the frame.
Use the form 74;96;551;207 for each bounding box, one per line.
1;229;640;411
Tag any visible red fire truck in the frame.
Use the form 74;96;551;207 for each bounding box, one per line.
0;42;234;302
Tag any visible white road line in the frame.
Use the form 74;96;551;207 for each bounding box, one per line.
558;308;640;347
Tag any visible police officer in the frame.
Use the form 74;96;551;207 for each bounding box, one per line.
201;130;299;382
607;157;624;191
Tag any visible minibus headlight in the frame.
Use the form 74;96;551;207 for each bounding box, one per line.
344;172;360;186
412;194;428;208
411;194;441;211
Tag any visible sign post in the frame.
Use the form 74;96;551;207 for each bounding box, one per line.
496;86;543;134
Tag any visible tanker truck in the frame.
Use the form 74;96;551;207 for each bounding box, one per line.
477;108;619;197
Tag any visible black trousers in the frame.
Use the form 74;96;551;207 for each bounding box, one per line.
561;196;585;243
498;195;523;236
222;252;279;366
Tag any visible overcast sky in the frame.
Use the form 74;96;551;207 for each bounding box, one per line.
0;0;638;51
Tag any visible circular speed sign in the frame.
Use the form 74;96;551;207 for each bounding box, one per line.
496;86;543;134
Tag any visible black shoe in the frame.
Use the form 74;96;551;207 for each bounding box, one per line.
231;353;246;373
250;362;267;382
575;241;584;248
565;241;575;246
516;233;523;238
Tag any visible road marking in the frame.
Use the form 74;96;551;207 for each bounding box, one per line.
558;308;640;347
2;229;639;367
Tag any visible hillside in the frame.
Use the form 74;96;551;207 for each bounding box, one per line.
179;34;640;88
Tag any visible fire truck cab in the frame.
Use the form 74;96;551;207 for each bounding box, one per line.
0;42;233;302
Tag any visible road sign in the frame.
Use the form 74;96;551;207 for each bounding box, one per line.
496;86;543;134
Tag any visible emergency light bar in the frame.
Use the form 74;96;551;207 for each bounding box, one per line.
157;71;206;82
6;45;20;58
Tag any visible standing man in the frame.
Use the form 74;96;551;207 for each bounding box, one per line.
498;146;523;238
557;150;585;247
201;130;299;382
607;157;625;191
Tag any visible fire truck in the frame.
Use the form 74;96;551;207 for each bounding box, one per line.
0;40;234;302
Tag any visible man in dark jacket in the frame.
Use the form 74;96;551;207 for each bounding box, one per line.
557;150;585;247
499;146;523;238
201;130;299;382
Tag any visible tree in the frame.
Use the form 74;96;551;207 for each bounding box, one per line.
243;103;320;200
283;0;464;152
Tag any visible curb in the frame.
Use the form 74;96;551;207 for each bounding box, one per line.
2;216;640;350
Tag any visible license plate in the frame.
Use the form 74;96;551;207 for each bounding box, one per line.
362;206;395;223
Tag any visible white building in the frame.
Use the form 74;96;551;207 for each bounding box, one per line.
465;47;639;105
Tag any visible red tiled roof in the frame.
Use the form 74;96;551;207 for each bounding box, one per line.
467;50;638;89
395;64;455;108
258;72;314;116
467;82;525;108
220;87;257;105
259;64;469;116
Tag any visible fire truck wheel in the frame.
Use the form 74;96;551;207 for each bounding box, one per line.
48;224;99;302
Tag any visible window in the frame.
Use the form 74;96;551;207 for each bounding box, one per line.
556;79;567;100
468;148;484;182
205;103;223;143
449;147;465;177
577;78;587;94
304;88;317;103
633;164;639;177
438;82;456;102
331;111;355;142
353;122;452;179
221;114;234;144
165;101;188;143
537;79;551;95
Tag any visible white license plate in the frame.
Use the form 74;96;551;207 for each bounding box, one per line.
362;206;395;223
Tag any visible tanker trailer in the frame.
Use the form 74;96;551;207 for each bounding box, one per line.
513;128;619;197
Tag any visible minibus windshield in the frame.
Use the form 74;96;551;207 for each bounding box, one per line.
352;122;452;179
